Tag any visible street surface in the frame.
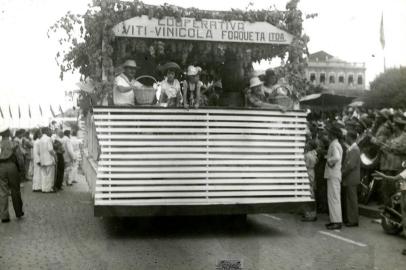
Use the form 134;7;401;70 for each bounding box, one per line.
1;174;405;270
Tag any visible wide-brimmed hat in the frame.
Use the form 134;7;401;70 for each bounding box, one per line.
160;62;181;73
394;112;406;125
0;121;9;134
186;65;201;76
122;60;138;69
249;77;263;88
378;108;390;120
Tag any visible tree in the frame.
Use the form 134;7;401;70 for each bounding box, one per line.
364;67;406;108
49;0;315;106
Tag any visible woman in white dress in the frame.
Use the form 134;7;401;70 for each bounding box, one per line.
32;129;42;192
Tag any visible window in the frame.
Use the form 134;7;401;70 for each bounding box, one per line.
338;75;344;83
357;75;363;85
348;75;354;84
320;73;326;84
310;73;316;82
329;75;335;84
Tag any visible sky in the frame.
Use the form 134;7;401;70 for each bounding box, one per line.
0;0;406;126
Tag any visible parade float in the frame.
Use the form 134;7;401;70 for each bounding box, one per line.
50;0;315;217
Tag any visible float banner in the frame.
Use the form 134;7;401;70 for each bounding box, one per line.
113;15;294;45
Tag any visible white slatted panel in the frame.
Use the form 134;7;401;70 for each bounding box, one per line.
92;107;312;206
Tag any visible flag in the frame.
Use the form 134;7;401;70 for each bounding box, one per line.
380;12;385;49
50;105;56;118
9;105;13;119
39;105;43;116
28;105;32;118
58;105;64;117
18;105;21;119
0;106;3;118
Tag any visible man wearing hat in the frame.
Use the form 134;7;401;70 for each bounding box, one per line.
378;113;406;205
113;59;143;106
0;122;24;223
371;108;395;204
246;77;285;111
324;124;344;230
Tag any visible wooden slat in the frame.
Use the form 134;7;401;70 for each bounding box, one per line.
94;190;311;199
100;147;304;153
96;127;306;134
97;134;306;141
93;107;307;116
95;179;310;185
97;172;308;179
95;120;306;129
98;141;304;147
98;160;305;166
97;166;307;172
99;154;304;160
95;185;310;192
94;197;312;206
93;113;307;123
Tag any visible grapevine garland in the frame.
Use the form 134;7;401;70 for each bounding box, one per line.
49;0;316;107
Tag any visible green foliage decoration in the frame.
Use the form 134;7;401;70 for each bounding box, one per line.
49;0;316;104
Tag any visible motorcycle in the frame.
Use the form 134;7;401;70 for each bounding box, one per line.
372;161;406;235
379;191;403;235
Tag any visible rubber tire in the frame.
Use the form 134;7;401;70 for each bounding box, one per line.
381;215;402;235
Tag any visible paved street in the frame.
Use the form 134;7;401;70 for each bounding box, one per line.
1;175;405;270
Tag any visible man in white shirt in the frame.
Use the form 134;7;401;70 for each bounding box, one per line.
113;59;143;106
324;124;344;230
38;127;56;193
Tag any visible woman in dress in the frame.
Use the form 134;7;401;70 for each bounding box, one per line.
158;62;182;108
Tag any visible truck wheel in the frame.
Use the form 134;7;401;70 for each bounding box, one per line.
381;215;402;235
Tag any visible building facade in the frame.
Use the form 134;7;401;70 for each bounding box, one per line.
305;51;366;92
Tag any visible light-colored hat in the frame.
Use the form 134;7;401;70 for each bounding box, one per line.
186;65;201;76
122;60;138;68
249;77;263;88
0;121;9;133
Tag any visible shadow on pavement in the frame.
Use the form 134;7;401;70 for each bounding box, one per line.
101;215;287;239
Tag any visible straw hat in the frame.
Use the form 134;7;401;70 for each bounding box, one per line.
122;60;138;68
394;112;406;125
186;65;201;76
249;77;263;88
378;108;390;120
160;62;181;73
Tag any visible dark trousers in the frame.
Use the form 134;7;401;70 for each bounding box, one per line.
54;154;65;190
380;170;398;205
343;185;359;224
0;161;23;219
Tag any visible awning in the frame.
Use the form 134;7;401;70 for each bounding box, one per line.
300;93;355;108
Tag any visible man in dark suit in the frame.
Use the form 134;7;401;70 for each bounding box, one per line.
342;131;361;227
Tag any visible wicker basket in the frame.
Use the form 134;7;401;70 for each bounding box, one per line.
270;95;294;109
134;75;157;105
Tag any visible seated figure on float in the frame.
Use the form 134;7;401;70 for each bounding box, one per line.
262;68;278;97
246;77;286;111
158;62;183;108
182;65;203;109
113;60;144;106
267;77;296;110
